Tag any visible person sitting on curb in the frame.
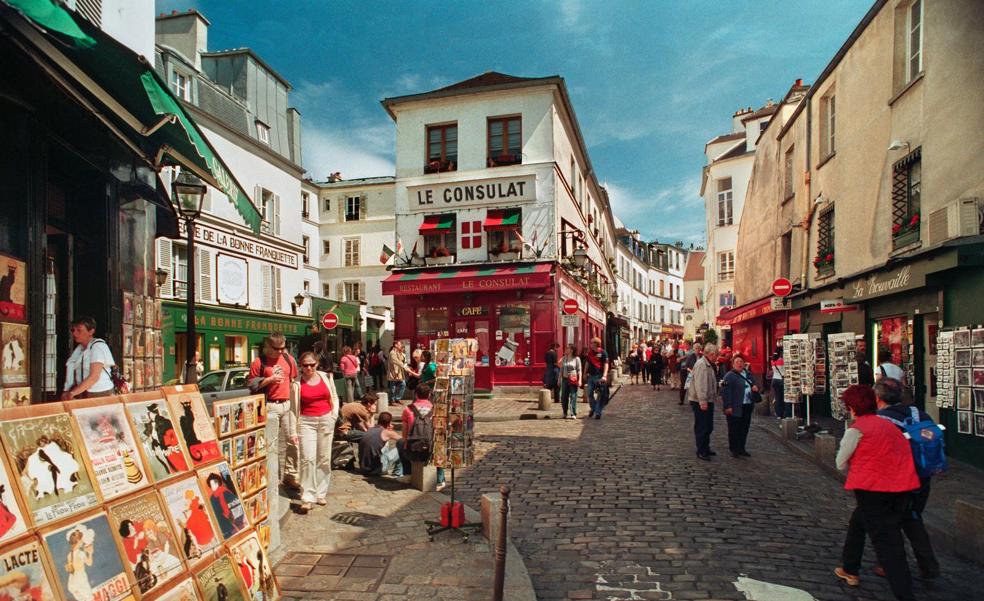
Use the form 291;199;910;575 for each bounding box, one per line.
358;412;404;478
399;384;446;490
331;394;376;470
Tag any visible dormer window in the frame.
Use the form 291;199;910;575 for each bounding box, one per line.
256;121;270;145
171;70;190;101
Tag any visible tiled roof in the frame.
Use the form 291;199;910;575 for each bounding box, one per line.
715;140;749;161
684;252;705;281
706;131;745;146
740;103;779;122
435;71;553;93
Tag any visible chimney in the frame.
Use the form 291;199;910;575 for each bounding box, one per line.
155;10;210;70
795;78;803;87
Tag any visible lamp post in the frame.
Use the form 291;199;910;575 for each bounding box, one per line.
172;169;207;385
291;292;305;315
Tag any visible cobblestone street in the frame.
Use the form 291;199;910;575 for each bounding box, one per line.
454;384;984;601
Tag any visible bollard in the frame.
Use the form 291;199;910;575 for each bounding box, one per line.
537;389;552;410
492;485;510;601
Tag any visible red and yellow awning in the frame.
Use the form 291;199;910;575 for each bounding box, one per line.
418;213;455;234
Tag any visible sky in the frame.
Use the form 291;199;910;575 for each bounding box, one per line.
156;0;872;245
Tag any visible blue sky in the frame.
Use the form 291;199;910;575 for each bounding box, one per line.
157;0;871;245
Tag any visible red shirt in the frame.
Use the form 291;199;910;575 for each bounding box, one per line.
402;399;432;443
299;377;333;417
845;414;920;493
249;354;297;401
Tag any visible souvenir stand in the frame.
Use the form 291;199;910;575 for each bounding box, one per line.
0;384;281;601
783;334;826;436
425;338;481;541
826;332;859;421
939;326;984;437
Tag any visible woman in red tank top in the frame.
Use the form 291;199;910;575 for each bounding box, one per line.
292;351;338;511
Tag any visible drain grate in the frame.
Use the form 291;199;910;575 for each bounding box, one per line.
276;553;391;594
329;511;383;527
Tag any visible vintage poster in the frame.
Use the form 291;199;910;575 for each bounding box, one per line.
71;404;147;500
0;538;56;601
155;577;198;601
254;520;269;550
0;323;29;386
215;402;233;438
125;397;190;483
0;388;29;408
194;555;246;601
0;411;98;525
43;513;135;601
230;533;278;601
133;296;144;328
0;255;26;323
196;462;247;542
108;492;184;596
122;292;133;326
0;452;29;546
159;477;220;564
163;387;220;466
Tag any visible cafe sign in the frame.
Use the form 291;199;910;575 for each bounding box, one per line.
846;265;920;302
179;221;299;269
409;175;536;212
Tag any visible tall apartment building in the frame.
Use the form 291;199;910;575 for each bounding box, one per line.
682;251;706;340
154;9;313;379
614;228;686;346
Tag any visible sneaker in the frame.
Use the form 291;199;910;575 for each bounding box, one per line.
570;414;578;419
594;414;601;420
834;567;860;587
436;482;447;491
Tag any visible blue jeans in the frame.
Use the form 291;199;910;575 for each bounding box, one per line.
388;379;406;402
585;375;608;416
561;381;578;416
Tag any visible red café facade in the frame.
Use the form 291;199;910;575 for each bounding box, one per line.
382;261;606;389
716;296;801;377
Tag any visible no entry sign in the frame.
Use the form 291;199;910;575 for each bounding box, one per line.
321;312;339;330
562;298;579;315
771;278;793;297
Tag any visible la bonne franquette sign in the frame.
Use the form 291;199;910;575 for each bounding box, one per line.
409;175;536;211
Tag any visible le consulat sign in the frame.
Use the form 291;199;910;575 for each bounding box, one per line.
408;175;536;212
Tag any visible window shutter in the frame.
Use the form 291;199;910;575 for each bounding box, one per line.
360;194;368;219
358;281;366;303
273;267;282;311
155;238;173;298
197;247;214;302
338;196;345;222
336;282;344;301
273;193;282;235
261;265;272;311
201;188;212;213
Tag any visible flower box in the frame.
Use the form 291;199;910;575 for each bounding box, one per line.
490;250;521;261
425;255;456;266
892;228;920;249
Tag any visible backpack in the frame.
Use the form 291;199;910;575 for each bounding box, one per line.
880;406;947;478
92;339;129;394
407;404;434;454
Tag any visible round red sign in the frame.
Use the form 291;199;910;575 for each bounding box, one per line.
321;312;339;330
771;278;793;297
562;299;579;315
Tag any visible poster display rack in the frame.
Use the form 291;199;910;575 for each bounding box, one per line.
826;332;859;421
937;326;984;438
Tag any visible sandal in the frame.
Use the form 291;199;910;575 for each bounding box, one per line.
316;498;327;506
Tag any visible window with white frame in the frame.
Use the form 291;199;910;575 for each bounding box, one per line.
302;192;310;218
344;238;360;267
261;265;282;311
323;197;330;213
908;0;923;81
343;281;365;303
345;196;361;221
717;251;735;281
256;121;270;145
259;187;280;235
171;70;189;101
717;178;733;226
820;93;836;159
302;236;310;264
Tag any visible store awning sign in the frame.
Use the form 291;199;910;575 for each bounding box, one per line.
820;299;858;314
382;263;551;295
483;208;521;231
845;265;918;302
409;175;536;212
418;214;455;234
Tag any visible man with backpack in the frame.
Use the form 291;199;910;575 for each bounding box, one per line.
250;332;300;493
873;378;942;580
399;384;446;490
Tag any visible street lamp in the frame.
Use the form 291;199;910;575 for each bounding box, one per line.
571;247;589;269
172;169;207;385
291;292;305;315
155;268;169;290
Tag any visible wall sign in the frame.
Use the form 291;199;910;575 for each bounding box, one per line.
179;221;299;269
845;265;920;302
216;254;249;305
408;175;536;212
456;306;489;317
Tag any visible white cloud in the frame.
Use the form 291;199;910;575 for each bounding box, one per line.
605;177;704;243
302;127;393;181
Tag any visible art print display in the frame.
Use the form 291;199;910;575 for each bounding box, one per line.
154;577;198;601
194;555;245;601
0;454;28;546
159;477;220;563
43;513;134;601
0;323;29;386
125;396;191;482
936;330;954;409
958;411;972;434
254;520;269;550
955;349;972;368
197;463;247;542
954;329;971;348
163;387;220;466
1;388;30;408
973;349;984;367
215;403;233;438
0;539;56;601
0;410;98;525
122;293;133;326
108;492;184;596
71;404;147;500
230;533;277;601
826;333;858;421
957;388;972;411
0;255;26;322
977;414;984;438
974;328;984;348
957;369;971;387
133;297;144;328
975;389;984;413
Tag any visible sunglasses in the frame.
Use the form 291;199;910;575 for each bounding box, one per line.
302;363;317;368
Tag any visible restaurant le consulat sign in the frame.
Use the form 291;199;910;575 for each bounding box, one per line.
408;174;536;212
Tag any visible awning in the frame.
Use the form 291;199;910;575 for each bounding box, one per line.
418;214;454;234
383;263;552;296
483;208;521;231
2;0;262;233
716;296;785;326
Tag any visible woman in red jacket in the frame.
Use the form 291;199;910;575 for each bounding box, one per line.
834;384;919;601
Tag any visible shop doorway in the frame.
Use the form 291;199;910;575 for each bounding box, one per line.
920;313;939;418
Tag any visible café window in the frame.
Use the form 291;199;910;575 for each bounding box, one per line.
416;307;449;337
425;123;457;173
419;214;456;260
494;303;530;367
484;208;522;257
487;116;522;167
224;336;248;367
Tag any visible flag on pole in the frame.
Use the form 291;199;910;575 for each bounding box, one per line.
395;237;404;255
379;244;395;264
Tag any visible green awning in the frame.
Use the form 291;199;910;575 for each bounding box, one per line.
2;0;262;233
483;208;521;230
418;214;455;234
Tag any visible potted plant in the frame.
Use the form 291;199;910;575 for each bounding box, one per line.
813;248;835;274
893;212;920;247
425;245;455;265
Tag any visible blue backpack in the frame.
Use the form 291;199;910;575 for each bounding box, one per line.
880;406;947;478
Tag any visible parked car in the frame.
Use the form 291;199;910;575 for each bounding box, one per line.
197;368;251;412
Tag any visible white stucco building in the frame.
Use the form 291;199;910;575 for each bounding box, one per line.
700;102;777;332
682;250;706;339
613;229;687;345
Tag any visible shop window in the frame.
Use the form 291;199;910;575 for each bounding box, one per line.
495;303;530;367
487;116;522;167
892;148;921;248
416;307;449;337
425;123;457;173
815;205;835;275
460;220;482;249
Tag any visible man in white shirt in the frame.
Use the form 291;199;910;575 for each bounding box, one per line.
875;350;906;384
62;316;116;399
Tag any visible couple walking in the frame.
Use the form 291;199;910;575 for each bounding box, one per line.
687;343;759;460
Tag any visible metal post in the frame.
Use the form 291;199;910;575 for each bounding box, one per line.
492;485;510;601
184;217;198;385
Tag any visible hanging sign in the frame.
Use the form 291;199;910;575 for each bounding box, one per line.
820;299;858;314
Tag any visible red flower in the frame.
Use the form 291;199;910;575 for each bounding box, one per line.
892;223;903;234
813;257;821;266
909;214;920;227
825;253;834;262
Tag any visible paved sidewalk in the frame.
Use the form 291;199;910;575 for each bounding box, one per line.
472;383;626;421
274;469;535;601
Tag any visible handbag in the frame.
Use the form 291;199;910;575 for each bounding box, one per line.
739;372;763;403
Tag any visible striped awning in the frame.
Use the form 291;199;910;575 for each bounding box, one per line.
382;263;552;296
483;208;521;231
418;213;454;234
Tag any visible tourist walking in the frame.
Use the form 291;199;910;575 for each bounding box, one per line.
648;348;664;391
688;343;718;460
559;344;581;419
386;341;418;404
339;346;361;404
770;349;786;420
250;332;300;492
626;344;642;385
543;343;560;403
721;354;757;458
62;316;117;399
583;337;609;419
835;384;919;601
418;350;437;386
290;352;338;512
